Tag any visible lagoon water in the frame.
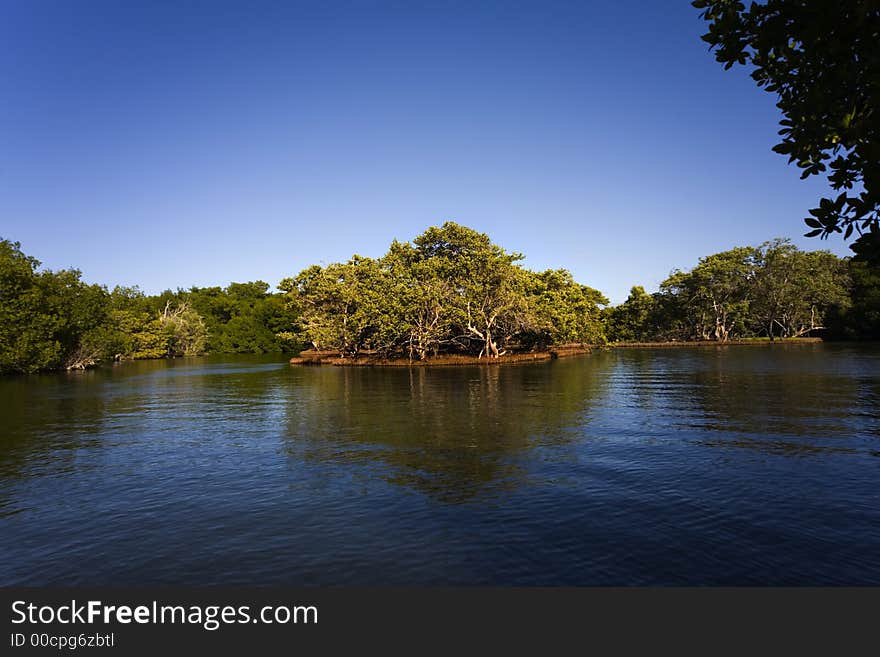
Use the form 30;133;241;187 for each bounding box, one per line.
1;345;879;585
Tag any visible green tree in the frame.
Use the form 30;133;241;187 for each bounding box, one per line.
106;310;167;359
647;290;690;342
409;223;531;358
1;241;296;372
90;287;164;360
184;281;298;353
280;223;608;359
750;239;850;338
0;239;112;372
660;247;758;341
381;240;458;359
640;240;850;342
281;256;393;356
39;268;110;369
527;269;608;346
826;241;880;339
0;240;59;373
603;286;656;342
157;301;208;356
842;261;880;338
694;1;879;253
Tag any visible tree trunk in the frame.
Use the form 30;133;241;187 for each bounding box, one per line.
485;332;499;358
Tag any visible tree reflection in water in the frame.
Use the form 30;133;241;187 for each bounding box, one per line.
281;357;610;503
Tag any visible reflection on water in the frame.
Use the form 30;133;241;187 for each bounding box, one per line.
282;362;607;502
1;346;879;585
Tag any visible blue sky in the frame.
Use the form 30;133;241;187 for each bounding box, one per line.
0;0;848;304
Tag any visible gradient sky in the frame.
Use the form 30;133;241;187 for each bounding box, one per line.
1;0;850;304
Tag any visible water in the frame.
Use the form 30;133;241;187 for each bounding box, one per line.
1;344;879;585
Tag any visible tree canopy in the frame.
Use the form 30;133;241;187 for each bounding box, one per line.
5;226;880;375
0;238;298;374
0;240;108;373
694;1;879;255
604;239;851;342
280;223;608;359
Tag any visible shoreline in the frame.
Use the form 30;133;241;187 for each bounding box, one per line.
289;344;592;367
289;338;824;367
609;338;823;348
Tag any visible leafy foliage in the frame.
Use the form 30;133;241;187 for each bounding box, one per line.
661;247;757;341
0;239;110;373
750;239;851;338
166;282;298;354
6;226;878;374
280;223;608;359
0;238;298;374
603;286;657;342
694;1;879;253
604;239;851;342
825;246;880;339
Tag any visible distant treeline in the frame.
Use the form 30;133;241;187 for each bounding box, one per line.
603;237;875;343
0;239;297;374
3;224;880;374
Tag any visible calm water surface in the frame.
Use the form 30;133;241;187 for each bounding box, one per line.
1;345;878;585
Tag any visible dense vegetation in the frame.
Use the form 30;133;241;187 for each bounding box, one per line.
279;223;607;359
5;224;880;374
604;239;853;342
694;1;879;257
0;239;296;374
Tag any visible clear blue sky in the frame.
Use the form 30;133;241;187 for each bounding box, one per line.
0;0;849;304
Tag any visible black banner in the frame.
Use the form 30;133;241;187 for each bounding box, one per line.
1;588;877;654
